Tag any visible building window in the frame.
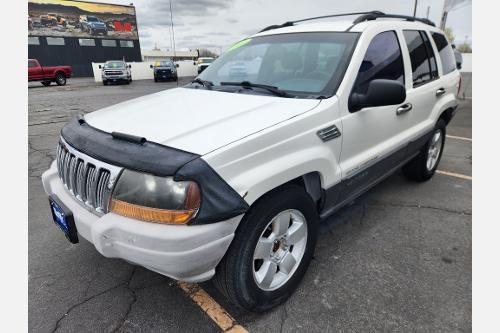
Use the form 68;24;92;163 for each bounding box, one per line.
78;38;95;46
46;37;65;46
28;37;40;45
101;39;117;47
119;40;134;48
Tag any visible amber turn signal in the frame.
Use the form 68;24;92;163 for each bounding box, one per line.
110;199;198;225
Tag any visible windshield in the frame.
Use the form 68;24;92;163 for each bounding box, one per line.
104;61;125;69
155;61;173;67
87;16;99;22
197;32;358;98
199;58;214;64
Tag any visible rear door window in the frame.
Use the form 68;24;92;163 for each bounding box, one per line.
431;32;456;75
352;31;405;95
420;31;438;79
403;30;437;87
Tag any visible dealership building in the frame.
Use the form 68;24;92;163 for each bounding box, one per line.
28;0;142;77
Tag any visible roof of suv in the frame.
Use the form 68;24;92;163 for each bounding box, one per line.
253;14;441;38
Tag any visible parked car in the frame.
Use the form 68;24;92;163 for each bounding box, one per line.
42;12;460;312
40;13;66;27
197;57;214;74
150;59;178;82
100;60;132;85
79;15;107;35
28;59;72;86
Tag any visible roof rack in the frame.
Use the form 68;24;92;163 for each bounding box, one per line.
258;11;435;33
353;12;435;26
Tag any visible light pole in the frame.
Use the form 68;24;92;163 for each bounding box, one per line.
413;0;418;17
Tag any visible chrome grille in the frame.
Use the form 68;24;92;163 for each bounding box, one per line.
56;138;123;214
104;70;123;76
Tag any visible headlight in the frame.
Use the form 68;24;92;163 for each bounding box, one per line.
110;170;201;225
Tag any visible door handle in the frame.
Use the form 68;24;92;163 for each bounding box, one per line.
436;87;446;97
396;103;412;115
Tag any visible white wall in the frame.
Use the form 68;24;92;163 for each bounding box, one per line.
91;60;198;82
460;53;472;72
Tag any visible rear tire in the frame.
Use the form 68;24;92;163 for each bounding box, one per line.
55;73;66;86
214;184;318;312
403;119;446;182
103;80;108;86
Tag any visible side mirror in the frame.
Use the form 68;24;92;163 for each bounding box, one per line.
176;63;179;68
128;64;132;68
349;79;406;112
193;61;196;66
150;64;153;69
98;65;102;69
456;62;462;70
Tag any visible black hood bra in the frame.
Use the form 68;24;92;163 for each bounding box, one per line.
61;117;249;225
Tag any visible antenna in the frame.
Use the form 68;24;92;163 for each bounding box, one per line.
169;0;178;87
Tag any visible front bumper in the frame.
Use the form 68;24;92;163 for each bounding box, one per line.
102;74;128;81
42;161;241;282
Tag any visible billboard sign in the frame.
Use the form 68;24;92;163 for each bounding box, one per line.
28;0;139;40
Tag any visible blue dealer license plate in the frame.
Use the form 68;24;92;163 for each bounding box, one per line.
49;195;79;244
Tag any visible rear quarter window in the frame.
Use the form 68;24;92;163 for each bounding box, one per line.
431;32;456;75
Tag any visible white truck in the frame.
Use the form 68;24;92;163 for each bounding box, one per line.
42;12;460;311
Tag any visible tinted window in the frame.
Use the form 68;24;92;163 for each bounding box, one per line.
46;37;65;46
403;30;433;87
421;31;438;79
431;32;456;75
352;31;404;95
28;60;37;68
101;39;117;47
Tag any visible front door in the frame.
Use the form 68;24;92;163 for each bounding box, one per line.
337;30;410;202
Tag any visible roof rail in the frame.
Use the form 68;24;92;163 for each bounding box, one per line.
258;11;435;34
258;11;383;33
353;12;436;26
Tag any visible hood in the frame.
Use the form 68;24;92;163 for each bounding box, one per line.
84;88;320;155
90;21;105;27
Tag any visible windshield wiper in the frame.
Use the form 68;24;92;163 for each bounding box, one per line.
191;78;214;89
220;81;293;98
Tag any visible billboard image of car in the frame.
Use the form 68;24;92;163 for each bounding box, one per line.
28;0;139;40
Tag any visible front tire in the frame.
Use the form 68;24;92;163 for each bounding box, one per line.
214;184;318;312
55;73;66;86
403;119;446;181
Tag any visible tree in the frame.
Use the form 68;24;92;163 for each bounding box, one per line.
444;27;455;44
197;48;218;58
457;42;472;53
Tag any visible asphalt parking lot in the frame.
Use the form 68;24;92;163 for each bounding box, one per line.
29;74;472;332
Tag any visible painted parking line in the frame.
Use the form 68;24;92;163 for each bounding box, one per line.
436;170;472;181
446;135;472;142
178;282;248;333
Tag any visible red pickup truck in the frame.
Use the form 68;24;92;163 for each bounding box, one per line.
28;59;72;86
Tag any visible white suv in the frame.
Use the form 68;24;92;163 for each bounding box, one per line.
42;12;460;311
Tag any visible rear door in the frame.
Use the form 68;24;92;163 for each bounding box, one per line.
400;29;444;136
429;32;461;103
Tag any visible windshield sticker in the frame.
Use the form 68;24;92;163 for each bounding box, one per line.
228;38;252;52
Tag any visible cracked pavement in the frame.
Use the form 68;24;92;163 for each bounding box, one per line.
29;74;472;332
